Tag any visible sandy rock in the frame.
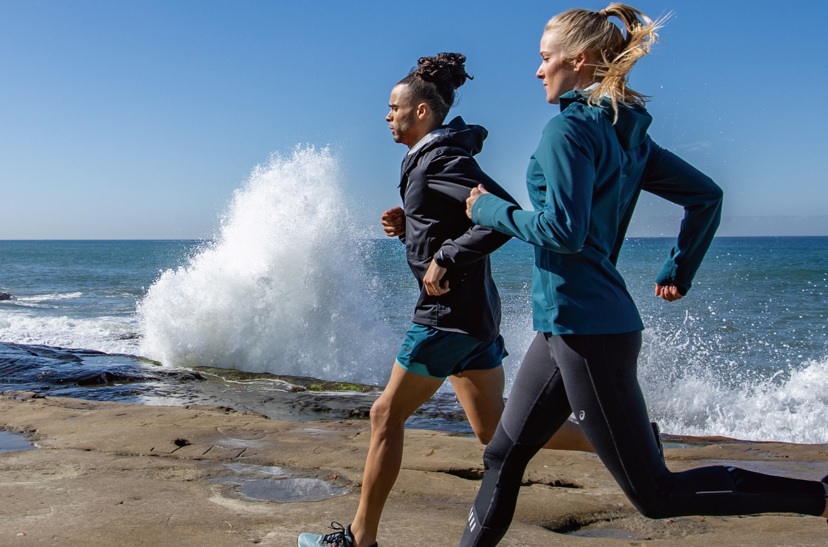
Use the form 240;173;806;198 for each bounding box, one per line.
1;391;826;546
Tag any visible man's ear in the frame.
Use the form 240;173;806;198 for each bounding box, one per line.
416;102;430;120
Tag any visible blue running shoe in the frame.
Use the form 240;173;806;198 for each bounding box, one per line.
298;522;377;547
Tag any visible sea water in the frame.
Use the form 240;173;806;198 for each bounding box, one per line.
1;147;826;443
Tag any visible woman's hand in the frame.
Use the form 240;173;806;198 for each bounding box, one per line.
465;184;490;219
381;206;405;237
655;284;683;302
424;258;450;296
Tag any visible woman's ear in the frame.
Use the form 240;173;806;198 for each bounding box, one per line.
572;51;589;73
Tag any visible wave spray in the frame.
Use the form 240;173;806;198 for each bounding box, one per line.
138;147;397;385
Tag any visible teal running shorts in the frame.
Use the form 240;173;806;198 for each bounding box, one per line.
395;323;507;380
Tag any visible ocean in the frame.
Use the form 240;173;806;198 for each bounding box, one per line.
2;149;826;444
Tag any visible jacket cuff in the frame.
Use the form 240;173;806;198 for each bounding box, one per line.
471;193;502;226
655;261;690;295
434;248;451;268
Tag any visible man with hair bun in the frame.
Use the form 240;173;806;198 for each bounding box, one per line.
297;52;591;547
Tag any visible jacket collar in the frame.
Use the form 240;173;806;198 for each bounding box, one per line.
558;90;652;150
407;129;446;157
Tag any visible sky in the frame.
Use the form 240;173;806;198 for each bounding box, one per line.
2;0;827;239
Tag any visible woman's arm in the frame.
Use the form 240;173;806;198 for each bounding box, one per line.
469;117;594;253
643;141;724;296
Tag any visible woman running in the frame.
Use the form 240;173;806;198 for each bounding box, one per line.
460;4;827;545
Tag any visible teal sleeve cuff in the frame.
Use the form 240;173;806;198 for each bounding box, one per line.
471;193;505;227
655;260;690;295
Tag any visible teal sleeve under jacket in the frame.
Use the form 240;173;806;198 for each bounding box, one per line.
470;92;723;335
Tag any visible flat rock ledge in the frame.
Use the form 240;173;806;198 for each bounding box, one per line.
1;391;826;546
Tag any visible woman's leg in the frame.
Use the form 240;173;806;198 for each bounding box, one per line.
552;332;826;518
460;333;575;547
350;363;444;547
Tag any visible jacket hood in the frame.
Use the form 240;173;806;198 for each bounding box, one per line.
401;116;488;180
419;116;488;156
560;91;652;150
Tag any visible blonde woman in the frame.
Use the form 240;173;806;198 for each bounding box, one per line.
461;4;827;545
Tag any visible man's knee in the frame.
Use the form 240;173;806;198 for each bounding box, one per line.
368;395;410;432
473;424;496;446
369;396;393;428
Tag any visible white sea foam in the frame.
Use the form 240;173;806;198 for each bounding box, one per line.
23;292;84;302
640;326;828;444
137;147;397;385
0;311;139;355
5;292;85;309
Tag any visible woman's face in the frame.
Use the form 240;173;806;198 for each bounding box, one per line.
536;31;583;104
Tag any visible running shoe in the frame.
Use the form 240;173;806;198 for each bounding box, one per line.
297;522;377;547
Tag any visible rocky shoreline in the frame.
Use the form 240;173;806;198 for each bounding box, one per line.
1;391;826;546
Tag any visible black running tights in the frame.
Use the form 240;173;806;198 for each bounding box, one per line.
459;331;825;546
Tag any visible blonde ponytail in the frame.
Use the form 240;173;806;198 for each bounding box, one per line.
545;3;668;121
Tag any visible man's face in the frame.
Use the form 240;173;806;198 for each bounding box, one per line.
386;84;419;147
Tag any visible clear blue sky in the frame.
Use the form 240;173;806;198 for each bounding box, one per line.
2;0;826;239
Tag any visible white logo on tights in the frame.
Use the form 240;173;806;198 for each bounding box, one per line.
578;410;586;421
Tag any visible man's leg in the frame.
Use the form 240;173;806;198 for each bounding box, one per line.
449;367;505;445
350;363;443;547
450;367;592;452
543;418;594;451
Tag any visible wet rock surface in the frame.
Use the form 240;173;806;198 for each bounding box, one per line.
0;342;473;432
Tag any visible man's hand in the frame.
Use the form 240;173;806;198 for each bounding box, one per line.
466;184;490;219
424;258;450;296
381;206;405;237
655;284;683;302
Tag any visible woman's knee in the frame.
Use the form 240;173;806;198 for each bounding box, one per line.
482;433;507;470
482;432;541;485
629;496;672;519
621;485;674;519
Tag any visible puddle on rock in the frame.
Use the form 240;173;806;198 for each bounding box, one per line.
210;462;348;503
558;513;710;541
0;431;35;454
568;528;641;540
237;477;348;502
